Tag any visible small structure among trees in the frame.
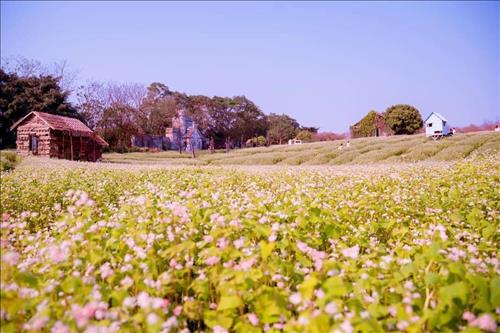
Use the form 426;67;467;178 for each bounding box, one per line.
350;111;392;138
350;105;424;138
11;111;108;162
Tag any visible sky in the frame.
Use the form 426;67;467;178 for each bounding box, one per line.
1;1;499;132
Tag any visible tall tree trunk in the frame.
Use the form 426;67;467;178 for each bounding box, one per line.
225;137;230;153
210;137;214;154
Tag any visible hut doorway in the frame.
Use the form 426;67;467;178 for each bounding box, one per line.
29;135;39;155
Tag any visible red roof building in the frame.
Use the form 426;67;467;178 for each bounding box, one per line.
10;111;108;162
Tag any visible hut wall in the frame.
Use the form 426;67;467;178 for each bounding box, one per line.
15;118;52;156
50;130;103;162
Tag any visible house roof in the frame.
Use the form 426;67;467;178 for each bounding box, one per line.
11;111;108;146
425;112;448;123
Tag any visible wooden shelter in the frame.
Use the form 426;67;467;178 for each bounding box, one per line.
10;111;108;162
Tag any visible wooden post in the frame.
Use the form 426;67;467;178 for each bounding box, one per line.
62;132;65;159
92;137;96;162
80;135;83;161
70;133;73;161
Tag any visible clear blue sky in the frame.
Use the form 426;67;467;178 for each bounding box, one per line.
1;1;499;132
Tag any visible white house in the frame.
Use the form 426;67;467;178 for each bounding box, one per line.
424;112;450;137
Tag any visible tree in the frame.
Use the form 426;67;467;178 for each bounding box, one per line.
76;81;107;130
0;69;80;148
98;103;137;149
138;83;177;135
299;126;319;133
231;96;268;147
1;56;79;93
267;113;300;145
384;104;423;135
296;130;313;142
207;96;236;152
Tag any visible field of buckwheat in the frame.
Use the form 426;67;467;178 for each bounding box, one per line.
1;155;499;333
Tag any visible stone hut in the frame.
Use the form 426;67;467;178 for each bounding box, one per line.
10;111;108;162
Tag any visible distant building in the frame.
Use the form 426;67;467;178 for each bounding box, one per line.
350;112;392;138
131;134;170;150
288;139;302;145
424;112;450;137
165;109;206;150
10;111;108;162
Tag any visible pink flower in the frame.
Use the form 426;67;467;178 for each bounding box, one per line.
173;305;182;316
205;256;220;266
51;321;70;333
24;316;49;330
233;238;245;249
213;326;228;333
2;251;19;266
340;320;353;333
47;245;68;263
289;292;301;305
1;213;10;222
471;313;497;332
147;313;159;325
462;311;476;322
203;235;213;242
341;245;359;259
235;258;256;271
99;263;114;279
248;313;259;326
325;302;338;315
137;292;151;308
217;237;228;249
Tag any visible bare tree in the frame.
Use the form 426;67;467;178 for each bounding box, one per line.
1;56;79;93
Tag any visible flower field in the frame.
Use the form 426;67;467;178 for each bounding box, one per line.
1;155;499;333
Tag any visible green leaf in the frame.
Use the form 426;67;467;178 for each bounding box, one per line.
300;276;319;300
111;289;129;307
260;241;275;260
439;281;468;305
425;273;440;287
217;295;243;311
255;290;288;324
61;276;82;294
490;277;500;308
204;310;233;329
448;262;466;278
323;276;348;298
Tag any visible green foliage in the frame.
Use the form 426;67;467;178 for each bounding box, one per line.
267;113;300;144
296;130;313;142
0;69;80;148
0;150;20;171
384;104;423;135
353;110;379;137
0;154;499;331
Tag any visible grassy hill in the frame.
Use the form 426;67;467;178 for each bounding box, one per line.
103;131;500;166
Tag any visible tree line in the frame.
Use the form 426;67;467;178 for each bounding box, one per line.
1;57;322;150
